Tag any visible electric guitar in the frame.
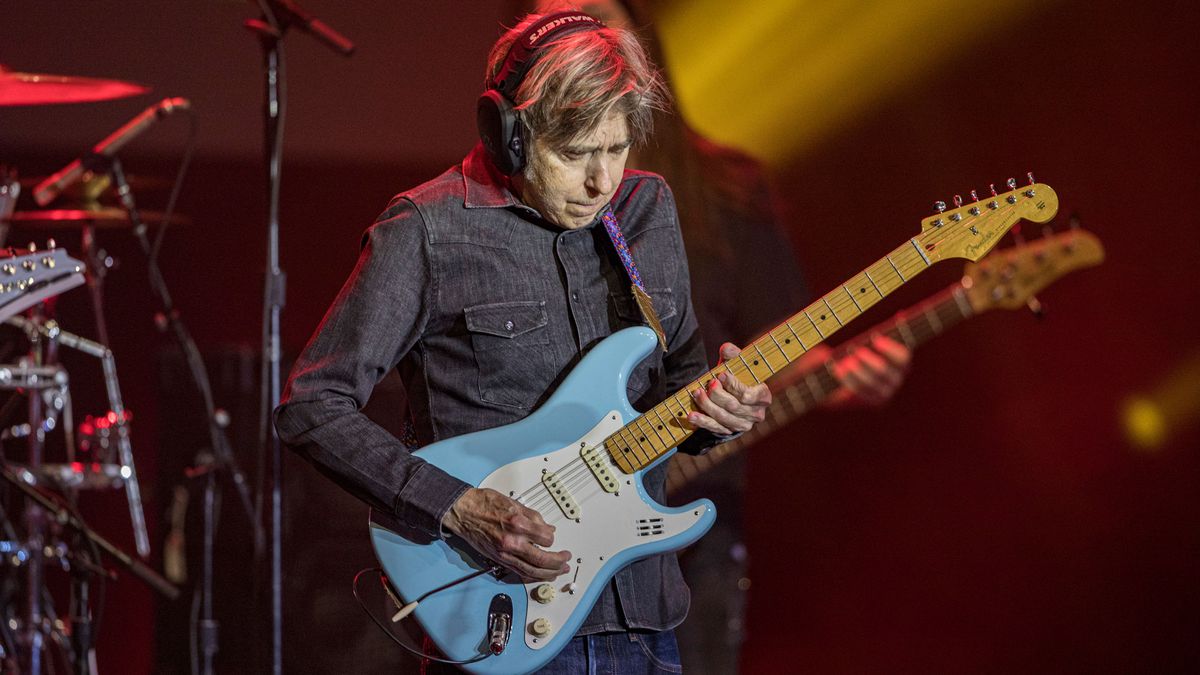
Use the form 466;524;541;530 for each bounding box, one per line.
370;179;1059;674
666;226;1105;496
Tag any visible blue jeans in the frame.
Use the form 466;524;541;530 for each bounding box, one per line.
537;631;683;674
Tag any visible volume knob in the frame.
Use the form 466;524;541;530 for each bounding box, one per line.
530;617;553;637
533;583;556;604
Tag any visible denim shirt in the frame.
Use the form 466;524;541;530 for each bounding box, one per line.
275;144;717;634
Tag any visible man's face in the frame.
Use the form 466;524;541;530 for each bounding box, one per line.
515;110;631;230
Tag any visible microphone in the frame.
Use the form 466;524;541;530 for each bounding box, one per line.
255;0;356;56
33;97;191;207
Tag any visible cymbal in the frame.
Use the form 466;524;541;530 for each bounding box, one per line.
0;65;149;106
19;173;173;201
2;208;188;229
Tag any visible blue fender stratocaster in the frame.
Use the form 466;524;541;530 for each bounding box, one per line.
370;180;1058;673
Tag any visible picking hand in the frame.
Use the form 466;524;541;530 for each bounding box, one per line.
687;342;773;435
442;487;572;582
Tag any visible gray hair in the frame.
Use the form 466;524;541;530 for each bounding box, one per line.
486;12;670;150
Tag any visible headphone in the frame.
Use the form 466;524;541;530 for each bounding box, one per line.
476;11;605;176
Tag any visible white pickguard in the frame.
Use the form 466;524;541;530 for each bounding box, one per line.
478;410;708;649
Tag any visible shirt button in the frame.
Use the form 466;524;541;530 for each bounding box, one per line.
505;320;514;331
571;293;579;301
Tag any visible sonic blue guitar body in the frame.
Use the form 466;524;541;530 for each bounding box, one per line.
370;326;715;674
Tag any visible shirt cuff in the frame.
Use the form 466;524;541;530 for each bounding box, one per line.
393;462;472;539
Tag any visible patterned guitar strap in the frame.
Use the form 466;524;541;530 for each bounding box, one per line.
600;205;668;352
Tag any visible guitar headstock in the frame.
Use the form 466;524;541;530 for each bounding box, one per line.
962;228;1104;311
916;176;1059;263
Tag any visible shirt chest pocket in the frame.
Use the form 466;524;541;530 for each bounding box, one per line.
464;300;553;409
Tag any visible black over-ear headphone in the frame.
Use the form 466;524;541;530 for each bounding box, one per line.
476;11;605;176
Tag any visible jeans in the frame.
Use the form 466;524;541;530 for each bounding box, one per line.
536;631;683;674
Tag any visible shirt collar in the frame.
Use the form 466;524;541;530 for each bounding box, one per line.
462;142;519;209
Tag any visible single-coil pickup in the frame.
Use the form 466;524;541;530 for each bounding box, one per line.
636;517;665;537
581;445;619;494
541;470;580;520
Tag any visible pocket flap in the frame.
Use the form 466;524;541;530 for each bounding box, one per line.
464;300;548;339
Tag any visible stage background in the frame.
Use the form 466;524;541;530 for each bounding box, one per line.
2;1;1197;672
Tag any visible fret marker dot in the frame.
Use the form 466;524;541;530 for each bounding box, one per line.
785;338;791;344
860;287;866;293
820;314;826;320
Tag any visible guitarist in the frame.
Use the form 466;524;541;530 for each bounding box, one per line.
276;11;775;672
529;2;914;672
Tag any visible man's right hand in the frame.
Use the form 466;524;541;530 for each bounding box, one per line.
442;487;572;582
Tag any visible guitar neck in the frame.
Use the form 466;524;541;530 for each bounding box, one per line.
665;281;976;495
607;236;941;473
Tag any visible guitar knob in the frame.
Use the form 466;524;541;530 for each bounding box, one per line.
933;200;947;214
533;583;556;604
530;617;553;637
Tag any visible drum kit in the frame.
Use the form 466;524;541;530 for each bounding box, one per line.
1;65;182;673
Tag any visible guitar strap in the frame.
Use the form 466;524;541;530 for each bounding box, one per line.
600;205;668;352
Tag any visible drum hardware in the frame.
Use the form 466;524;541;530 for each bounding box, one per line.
5;315;150;557
3;208;189;229
0;64;149;107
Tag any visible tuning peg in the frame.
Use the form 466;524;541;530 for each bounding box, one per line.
1006;177;1017;190
970;189;979;202
989;183;998;197
27;242;37;253
934;200;947;213
47;239;56;250
1027;171;1036;185
953;194;963;208
1026;296;1045;319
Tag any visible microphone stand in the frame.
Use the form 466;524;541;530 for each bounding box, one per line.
88;152;261;675
243;4;352;674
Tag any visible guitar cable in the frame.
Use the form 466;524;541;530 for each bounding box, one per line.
353;567;495;666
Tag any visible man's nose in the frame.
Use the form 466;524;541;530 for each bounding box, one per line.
585;159;614;196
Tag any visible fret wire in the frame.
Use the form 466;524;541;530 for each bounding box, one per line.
734;354;762;384
803;310;826;338
783;320;809;351
618;426;652;466
766;331;793;364
750;342;777;375
843;284;863;312
885;255;906;282
633;416;668;454
650;405;684;443
863;269;884;298
821;297;846;327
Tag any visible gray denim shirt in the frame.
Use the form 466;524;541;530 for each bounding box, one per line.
275;143;720;634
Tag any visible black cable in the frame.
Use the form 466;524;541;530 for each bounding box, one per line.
351;568;492;666
148;106;198;273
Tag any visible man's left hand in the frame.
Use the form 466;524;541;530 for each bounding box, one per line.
687;343;773;435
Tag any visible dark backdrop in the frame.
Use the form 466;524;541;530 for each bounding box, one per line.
2;1;1197;673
